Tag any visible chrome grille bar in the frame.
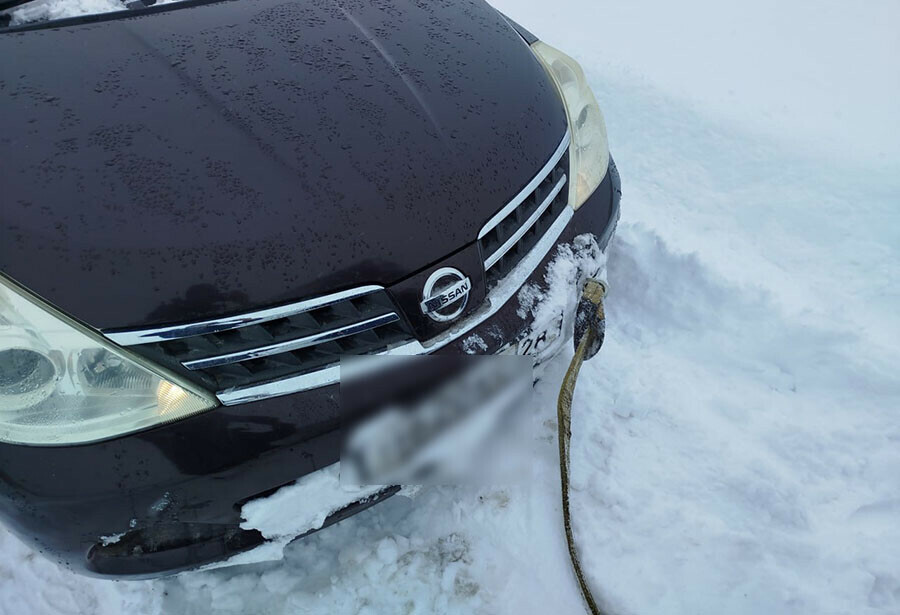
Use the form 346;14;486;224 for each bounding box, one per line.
182;312;401;371
483;173;566;270
478;130;570;241
104;285;385;346
217;340;425;406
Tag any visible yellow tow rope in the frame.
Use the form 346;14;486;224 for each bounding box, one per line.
557;279;608;615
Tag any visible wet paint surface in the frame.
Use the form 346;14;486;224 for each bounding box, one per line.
0;0;566;329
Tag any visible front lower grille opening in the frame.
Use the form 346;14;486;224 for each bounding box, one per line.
125;289;416;395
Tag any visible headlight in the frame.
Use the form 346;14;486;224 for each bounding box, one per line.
532;41;610;210
0;275;217;445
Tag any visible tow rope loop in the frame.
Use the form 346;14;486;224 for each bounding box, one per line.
558;278;608;615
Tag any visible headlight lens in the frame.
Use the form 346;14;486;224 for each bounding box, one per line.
0;275;217;445
532;41;610;210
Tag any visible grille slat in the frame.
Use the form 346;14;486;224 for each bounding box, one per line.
479;145;570;289
182;312;401;370
121;288;415;394
483;173;566;271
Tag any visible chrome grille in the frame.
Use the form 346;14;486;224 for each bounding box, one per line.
106;287;415;396
478;132;570;289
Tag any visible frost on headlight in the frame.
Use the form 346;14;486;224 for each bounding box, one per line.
532;40;610;210
0;275;218;446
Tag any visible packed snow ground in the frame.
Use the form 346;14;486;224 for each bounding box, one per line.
1;0;898;613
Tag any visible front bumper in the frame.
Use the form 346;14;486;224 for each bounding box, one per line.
0;160;621;578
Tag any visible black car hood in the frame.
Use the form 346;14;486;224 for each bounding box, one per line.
0;0;567;330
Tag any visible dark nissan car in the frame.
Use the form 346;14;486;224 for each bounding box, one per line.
0;0;620;577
